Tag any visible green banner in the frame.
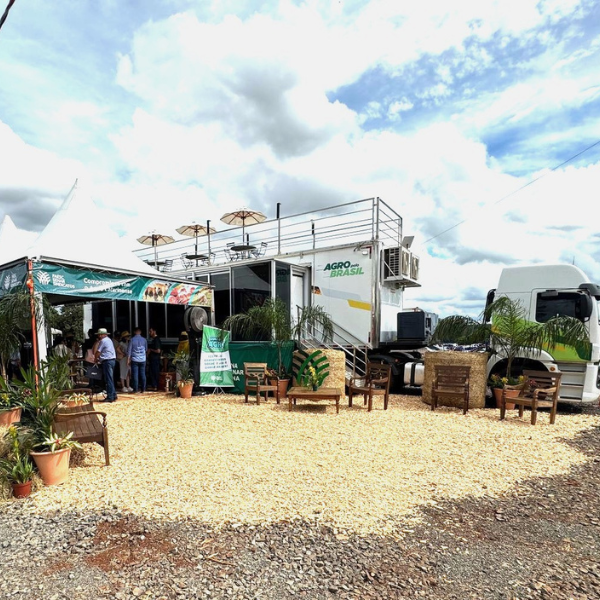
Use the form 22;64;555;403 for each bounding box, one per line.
199;326;234;387
229;341;294;394
0;263;28;298
32;262;212;307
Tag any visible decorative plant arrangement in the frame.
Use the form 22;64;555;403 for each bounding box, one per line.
0;425;34;498
172;350;194;398
433;296;590;407
30;431;82;486
224;298;334;397
304;365;320;391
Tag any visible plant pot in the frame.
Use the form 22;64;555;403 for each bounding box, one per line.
179;382;194;399
312;384;319;391
277;378;290;399
12;480;32;499
493;388;517;410
30;448;71;486
0;407;22;426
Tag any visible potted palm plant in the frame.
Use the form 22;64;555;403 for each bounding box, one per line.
172;350;194;399
0;425;34;498
223;298;334;398
434;296;590;408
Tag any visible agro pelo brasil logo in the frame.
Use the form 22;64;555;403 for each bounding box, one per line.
323;260;365;278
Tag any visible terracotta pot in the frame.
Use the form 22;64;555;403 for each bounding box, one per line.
277;378;290;399
0;407;22;426
12;480;32;499
179;382;194;399
30;448;71;486
493;388;517;410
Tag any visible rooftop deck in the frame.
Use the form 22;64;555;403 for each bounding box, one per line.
134;197;407;274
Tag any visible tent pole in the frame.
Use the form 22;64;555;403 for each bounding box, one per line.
153;237;158;269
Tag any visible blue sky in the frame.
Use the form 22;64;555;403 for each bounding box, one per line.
1;0;600;316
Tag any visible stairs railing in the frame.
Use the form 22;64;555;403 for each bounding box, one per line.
298;317;369;382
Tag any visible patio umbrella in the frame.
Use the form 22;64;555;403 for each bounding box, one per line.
176;221;216;257
137;232;174;268
220;208;266;242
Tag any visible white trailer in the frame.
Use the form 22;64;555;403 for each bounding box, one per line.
487;264;600;405
134;197;425;386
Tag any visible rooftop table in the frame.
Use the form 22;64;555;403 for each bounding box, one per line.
230;244;256;259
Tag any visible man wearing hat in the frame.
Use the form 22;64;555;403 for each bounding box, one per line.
94;328;117;402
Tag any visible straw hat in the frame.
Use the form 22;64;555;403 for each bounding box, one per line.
96;328;108;335
121;331;131;340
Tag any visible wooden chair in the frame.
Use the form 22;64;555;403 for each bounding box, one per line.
500;370;562;425
54;390;110;465
348;362;391;411
431;365;470;414
244;362;279;405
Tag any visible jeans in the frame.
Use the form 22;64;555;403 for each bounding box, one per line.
148;356;161;389
101;359;117;401
131;361;146;392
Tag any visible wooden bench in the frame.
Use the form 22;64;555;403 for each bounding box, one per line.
500;370;562;425
54;390;109;465
431;365;471;414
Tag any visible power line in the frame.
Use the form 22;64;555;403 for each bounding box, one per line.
421;138;600;246
0;0;16;32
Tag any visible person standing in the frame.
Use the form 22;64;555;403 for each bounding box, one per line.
94;328;117;402
128;327;147;394
118;331;132;392
147;326;162;391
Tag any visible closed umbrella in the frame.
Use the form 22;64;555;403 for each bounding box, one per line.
176;221;216;260
220;208;266;243
137;232;174;268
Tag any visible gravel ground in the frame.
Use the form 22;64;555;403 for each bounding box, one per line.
1;393;599;599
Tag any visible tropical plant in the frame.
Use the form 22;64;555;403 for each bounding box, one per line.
0;290;39;379
0;425;34;484
433;296;590;379
35;431;82;454
14;366;62;448
171;350;194;385
0;376;21;411
42;354;72;391
223;298;334;378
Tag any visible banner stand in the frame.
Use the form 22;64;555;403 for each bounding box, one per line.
211;386;225;395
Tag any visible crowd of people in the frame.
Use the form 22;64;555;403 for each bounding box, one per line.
77;326;181;402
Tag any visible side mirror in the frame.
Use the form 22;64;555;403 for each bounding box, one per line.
577;293;593;321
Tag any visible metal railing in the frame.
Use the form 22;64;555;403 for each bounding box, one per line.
134;197;404;271
298;317;369;382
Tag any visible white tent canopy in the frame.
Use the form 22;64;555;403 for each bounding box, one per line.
26;179;160;277
0;215;36;265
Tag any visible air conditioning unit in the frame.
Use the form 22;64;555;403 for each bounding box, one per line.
383;247;401;279
401;248;410;276
411;255;420;280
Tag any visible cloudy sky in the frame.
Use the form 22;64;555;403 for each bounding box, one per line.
1;0;600;317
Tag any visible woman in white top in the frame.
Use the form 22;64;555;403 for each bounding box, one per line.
118;332;132;392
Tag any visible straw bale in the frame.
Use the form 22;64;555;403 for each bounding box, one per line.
422;351;489;409
293;349;346;396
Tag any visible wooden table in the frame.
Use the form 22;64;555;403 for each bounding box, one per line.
287;386;342;414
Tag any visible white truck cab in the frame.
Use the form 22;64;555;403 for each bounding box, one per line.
488;265;600;405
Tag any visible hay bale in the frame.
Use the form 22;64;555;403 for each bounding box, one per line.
422;351;489;409
293;349;346;397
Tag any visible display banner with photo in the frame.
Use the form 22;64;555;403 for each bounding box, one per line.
199;326;234;387
30;262;212;307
